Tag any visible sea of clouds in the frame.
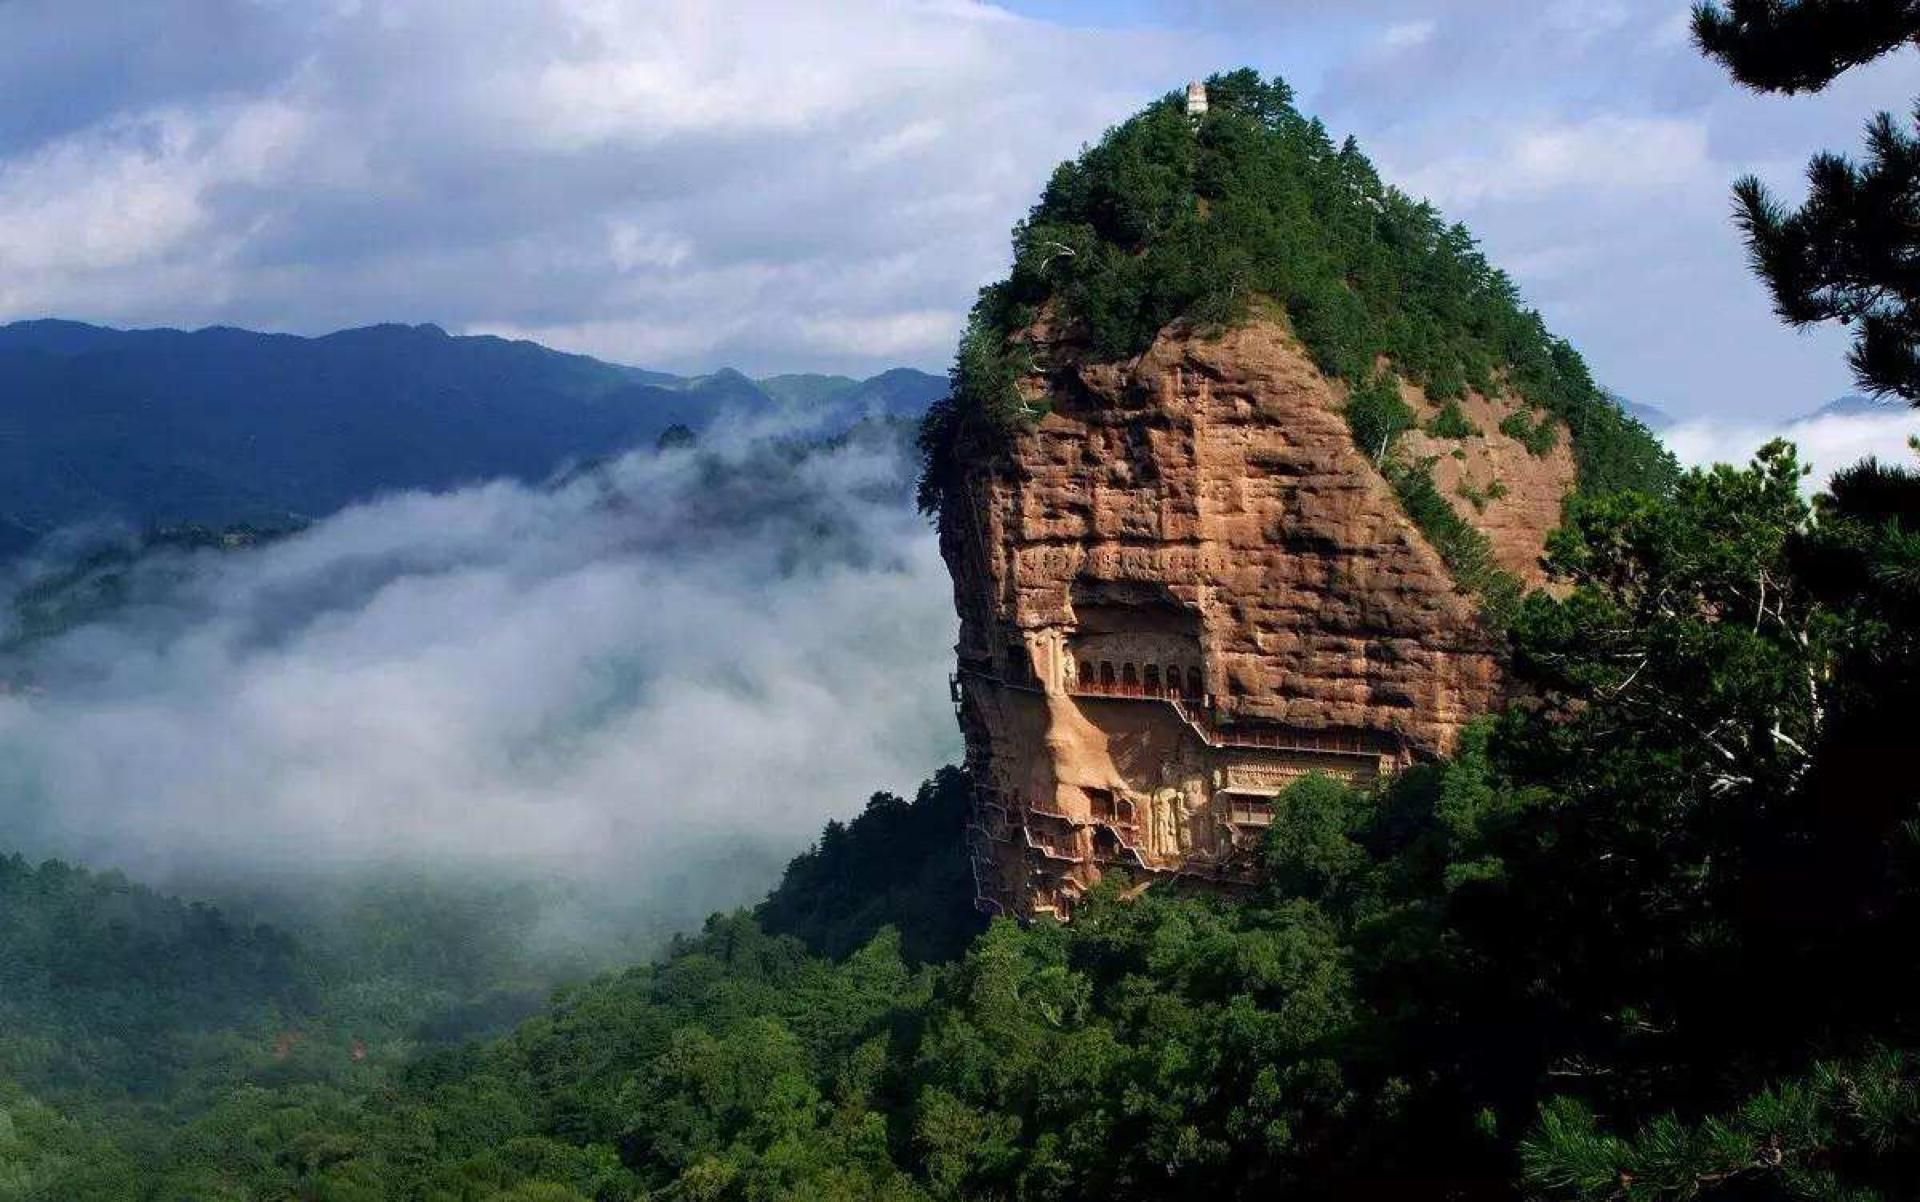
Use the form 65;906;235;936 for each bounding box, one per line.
0;419;960;944
0;397;1913;955
1663;405;1918;484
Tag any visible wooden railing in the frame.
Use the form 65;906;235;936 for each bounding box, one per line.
958;668;1393;762
1064;678;1385;759
953;667;1043;697
1071;678;1202;702
1170;696;1383;758
1227;800;1275;827
964;824;1006;916
1022;826;1080;861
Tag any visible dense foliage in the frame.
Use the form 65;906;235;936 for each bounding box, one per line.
919;68;1675;523
0;855;311;1102
756;769;982;965
1693;0;1920;94
0;861;633;1200
9;436;1915;1200
1696;1;1920;401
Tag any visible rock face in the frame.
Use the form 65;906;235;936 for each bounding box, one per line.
939;319;1577;919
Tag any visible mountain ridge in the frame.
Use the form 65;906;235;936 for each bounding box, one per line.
0;319;947;547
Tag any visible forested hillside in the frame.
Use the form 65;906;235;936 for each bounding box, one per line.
917;72;1672;629
0;854;311;1102
0;856;656;1198
921;70;1672;516
0;321;944;545
5;437;1920;1199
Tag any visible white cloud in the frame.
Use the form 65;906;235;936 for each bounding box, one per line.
1544;1;1631;40
1298;0;1920;420
0;0;1197;374
1663;410;1920;487
1394;114;1710;207
0;425;961;932
2;0;1917;410
606;221;695;273
1647;8;1694;49
1380;20;1435;51
0;101;307;279
795;308;966;358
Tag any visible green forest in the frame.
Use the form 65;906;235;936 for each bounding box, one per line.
9;432;1920;1198
12;4;1920;1198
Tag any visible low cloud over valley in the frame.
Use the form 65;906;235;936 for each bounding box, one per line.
0;421;959;939
1664;406;1919;484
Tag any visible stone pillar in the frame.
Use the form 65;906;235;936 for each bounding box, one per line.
1025;627;1071;695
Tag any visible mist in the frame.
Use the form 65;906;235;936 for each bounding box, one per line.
6;397;1910;970
1663;407;1919;486
0;419;960;954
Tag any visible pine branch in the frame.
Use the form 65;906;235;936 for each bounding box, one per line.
1694;0;1920;94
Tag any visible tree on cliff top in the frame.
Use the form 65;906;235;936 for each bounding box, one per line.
918;68;1675;515
1695;1;1920;400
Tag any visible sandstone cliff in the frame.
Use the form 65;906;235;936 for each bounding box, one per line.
941;318;1577;919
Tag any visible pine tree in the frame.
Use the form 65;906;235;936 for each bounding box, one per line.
1693;0;1920;93
1694;1;1920;400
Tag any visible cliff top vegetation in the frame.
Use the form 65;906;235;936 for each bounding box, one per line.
919;68;1675;517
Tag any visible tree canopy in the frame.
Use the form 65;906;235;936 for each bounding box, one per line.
920;68;1674;519
1694;0;1920;93
1696;1;1920;400
11;434;1917;1199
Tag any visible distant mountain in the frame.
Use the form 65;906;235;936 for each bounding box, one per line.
1601;389;1914;431
0;320;947;546
1805;394;1900;420
756;368;949;419
843;367;951;418
758;373;862;406
1622;400;1673;431
1604;390;1674;431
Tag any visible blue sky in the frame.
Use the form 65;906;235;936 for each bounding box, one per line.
1;1;1918;419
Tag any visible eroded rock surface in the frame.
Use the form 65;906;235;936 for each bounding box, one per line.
940;319;1576;918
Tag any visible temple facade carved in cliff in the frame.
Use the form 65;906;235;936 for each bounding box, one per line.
952;630;1402;919
939;319;1576;920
